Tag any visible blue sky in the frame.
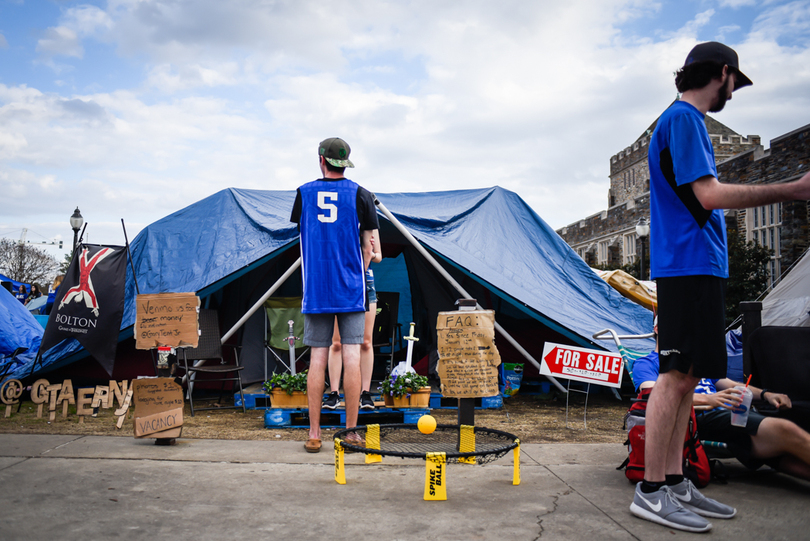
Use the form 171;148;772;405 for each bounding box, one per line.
1;0;809;265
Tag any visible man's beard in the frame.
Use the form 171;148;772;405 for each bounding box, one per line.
709;77;733;113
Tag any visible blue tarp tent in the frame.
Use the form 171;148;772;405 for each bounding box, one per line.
0;285;43;375
0;273;30;298
9;186;654;384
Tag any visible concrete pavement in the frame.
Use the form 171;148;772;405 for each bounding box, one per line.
1;433;809;540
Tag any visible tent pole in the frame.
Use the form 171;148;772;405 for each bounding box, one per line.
375;200;567;395
220;257;301;344
181;257;302;386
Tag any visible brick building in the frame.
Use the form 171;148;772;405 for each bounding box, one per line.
557;105;809;285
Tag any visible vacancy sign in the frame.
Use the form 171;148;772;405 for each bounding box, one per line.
540;342;624;388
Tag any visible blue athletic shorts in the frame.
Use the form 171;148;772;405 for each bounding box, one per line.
365;268;377;305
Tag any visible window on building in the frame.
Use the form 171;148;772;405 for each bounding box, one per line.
598;240;609;265
622;233;636;265
747;203;782;286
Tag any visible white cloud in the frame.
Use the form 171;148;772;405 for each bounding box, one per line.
0;34;8;49
749;1;810;46
719;0;757;8
3;0;810;254
36;26;83;59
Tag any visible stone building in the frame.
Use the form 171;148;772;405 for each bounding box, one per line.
557;105;809;286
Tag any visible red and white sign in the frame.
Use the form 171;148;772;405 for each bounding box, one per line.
540;342;624;388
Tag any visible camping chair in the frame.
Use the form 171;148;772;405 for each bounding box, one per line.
373;291;402;375
264;297;308;378
175;309;246;416
593;328;731;457
750;326;810;432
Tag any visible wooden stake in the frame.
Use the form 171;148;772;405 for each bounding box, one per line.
46;384;62;422
115;389;133;429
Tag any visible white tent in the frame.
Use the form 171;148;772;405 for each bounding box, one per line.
762;250;810;327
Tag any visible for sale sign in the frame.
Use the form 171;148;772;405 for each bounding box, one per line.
539;342;624;388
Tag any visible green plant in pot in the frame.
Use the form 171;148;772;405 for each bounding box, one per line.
379;372;429;398
263;370;308;396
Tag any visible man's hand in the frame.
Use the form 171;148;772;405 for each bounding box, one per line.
765;391;792;410
703;388;743;410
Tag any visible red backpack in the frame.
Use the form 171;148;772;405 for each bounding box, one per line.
618;388;712;488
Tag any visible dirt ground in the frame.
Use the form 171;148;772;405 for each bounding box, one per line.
0;392;628;444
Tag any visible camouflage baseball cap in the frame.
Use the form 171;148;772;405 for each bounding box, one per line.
318;137;355;168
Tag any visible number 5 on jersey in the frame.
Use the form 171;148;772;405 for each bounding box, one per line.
318;192;338;223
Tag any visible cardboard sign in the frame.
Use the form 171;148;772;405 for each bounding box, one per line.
132;378;184;439
135;293;200;350
436;310;501;398
539;342;624;388
134;408;184;437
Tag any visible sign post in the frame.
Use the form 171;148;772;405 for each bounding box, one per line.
539;342;624;428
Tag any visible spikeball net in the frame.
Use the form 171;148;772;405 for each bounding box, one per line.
333;423;521;500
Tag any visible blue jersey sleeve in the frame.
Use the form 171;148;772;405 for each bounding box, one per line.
631;351;660;392
669;112;717;187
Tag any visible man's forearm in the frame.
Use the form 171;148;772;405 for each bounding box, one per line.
692;172;810;210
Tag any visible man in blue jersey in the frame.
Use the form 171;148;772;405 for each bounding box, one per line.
632;42;810;532
290;137;379;453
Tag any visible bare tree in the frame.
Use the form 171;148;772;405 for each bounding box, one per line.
0;238;60;285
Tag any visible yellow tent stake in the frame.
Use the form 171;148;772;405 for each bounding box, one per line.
365;424;382;464
334;438;346;485
513;440;521;485
459;424;476;464
424;452;447;500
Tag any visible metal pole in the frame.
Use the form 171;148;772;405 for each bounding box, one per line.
375;200;568;394
220;257;301;344
640;237;645;281
181;257;302;386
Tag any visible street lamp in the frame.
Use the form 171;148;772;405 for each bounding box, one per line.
635;217;650;280
70;207;83;250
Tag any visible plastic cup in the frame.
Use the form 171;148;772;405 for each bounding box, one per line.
730;385;753;427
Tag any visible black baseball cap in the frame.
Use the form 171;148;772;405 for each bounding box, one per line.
684;41;752;91
318;137;355;168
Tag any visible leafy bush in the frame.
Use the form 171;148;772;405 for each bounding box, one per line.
379;372;429;398
263;370;308;396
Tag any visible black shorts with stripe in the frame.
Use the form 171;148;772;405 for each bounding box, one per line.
657;275;728;379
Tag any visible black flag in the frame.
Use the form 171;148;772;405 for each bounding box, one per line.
40;244;128;375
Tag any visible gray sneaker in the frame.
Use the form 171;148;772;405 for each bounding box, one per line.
630;483;712;533
669;479;737;519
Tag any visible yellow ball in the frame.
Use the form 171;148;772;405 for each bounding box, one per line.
418;414;437;434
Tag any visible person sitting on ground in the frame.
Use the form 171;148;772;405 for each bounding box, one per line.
634;319;810;482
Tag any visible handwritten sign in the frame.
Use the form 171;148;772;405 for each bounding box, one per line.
539;342;624;388
436;310;501;398
135;293;200;350
132;378;184;439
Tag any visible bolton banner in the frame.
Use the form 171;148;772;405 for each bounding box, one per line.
40;244;128;375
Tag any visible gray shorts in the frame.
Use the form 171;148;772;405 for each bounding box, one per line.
304;312;365;347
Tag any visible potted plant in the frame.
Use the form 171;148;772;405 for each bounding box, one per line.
379;372;431;408
263;370;309;408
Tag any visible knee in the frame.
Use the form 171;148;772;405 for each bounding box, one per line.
781;421;810;446
361;338;373;352
330;342;342;355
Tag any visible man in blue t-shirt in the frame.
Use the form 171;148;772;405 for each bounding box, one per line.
633;42;810;533
633;321;810;485
290;137;379;453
